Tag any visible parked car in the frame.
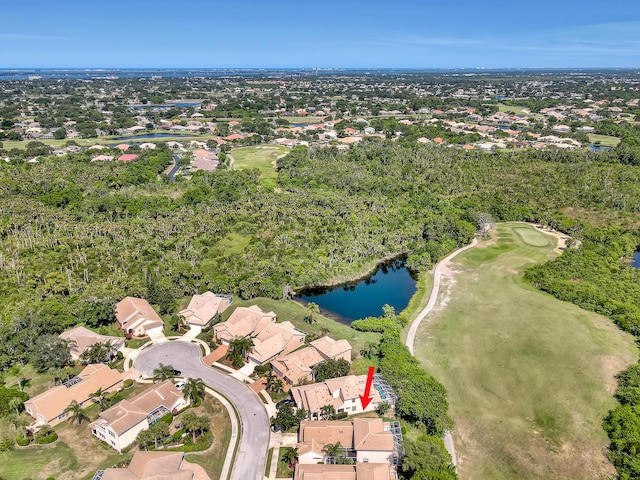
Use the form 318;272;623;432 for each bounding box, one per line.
175;380;186;390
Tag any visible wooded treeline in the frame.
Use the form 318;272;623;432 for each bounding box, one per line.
2;138;640;476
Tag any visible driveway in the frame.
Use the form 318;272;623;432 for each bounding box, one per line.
135;342;270;480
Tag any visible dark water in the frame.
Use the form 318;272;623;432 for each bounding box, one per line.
633;251;640;268
297;259;417;323
589;145;610;151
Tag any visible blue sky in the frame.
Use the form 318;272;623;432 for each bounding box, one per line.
1;0;639;68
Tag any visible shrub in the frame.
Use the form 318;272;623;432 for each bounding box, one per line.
16;436;30;446
0;437;14;451
37;432;58;444
331;412;348;420
161;412;174;425
172;428;186;442
123;379;133;388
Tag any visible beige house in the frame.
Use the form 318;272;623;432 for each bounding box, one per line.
179;292;231;327
59;326;125;361
294;463;394;480
248;321;306;365
24;364;123;427
297;418;396;465
99;451;194;480
271;336;352;385
213;305;276;344
90;380;187;452
115;297;164;337
291;375;385;420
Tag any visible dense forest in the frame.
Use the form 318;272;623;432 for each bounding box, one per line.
3;138;640;476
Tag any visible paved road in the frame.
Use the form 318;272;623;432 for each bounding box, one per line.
167;154;181;181
135;342;270;480
404;238;477;471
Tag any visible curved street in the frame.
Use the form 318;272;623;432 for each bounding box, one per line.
134;342;270;480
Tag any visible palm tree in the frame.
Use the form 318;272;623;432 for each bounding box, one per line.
182;378;206;406
304;302;319;324
153;363;176;382
8;397;23;416
323;442;342;463
64;400;87;426
320;404;335;420
266;373;284;394
281;447;298;469
229;337;254;366
89;387;110;411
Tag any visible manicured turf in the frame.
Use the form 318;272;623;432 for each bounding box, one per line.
496;103;529;114
0;441;79;480
230;145;289;186
512;226;550;247
413;223;638;480
587;133;621;147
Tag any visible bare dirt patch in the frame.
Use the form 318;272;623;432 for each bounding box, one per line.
599;354;628;396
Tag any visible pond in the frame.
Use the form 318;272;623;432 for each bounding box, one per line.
296;259;417;324
589;145;610;152
633;251;640;268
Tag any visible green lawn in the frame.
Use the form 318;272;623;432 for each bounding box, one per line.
414;223;638;480
0;442;79;480
184;394;232;480
223;298;381;375
587;133;621;147
230;145;289;187
276;447;295;478
496;103;529;114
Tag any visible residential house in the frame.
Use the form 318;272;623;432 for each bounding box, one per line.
271;336;352;385
59;326;125;361
179;291;231;327
291;374;394;420
115;297;164;337
247;321;306;365
99;451;194;480
118;154;139;162
213;305;276;345
294;463;393;480
90;380;187;452
24;364;123;427
297;418;398;465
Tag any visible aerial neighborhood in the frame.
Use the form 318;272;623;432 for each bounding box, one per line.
1;67;639;480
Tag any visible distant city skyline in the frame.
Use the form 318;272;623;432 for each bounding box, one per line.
1;0;639;69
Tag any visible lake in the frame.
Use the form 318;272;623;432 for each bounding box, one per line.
296;259;417;323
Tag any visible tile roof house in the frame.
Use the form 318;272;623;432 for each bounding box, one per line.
59;326;125;361
24;364;123;427
271;336;352;385
294;463;393;480
291;375;384;420
115;297;164;337
178;291;231;327
297;418;396;465
90;380;187;452
118;154;139;162
213;305;276;344
247;321;306;365
99;451;194;480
